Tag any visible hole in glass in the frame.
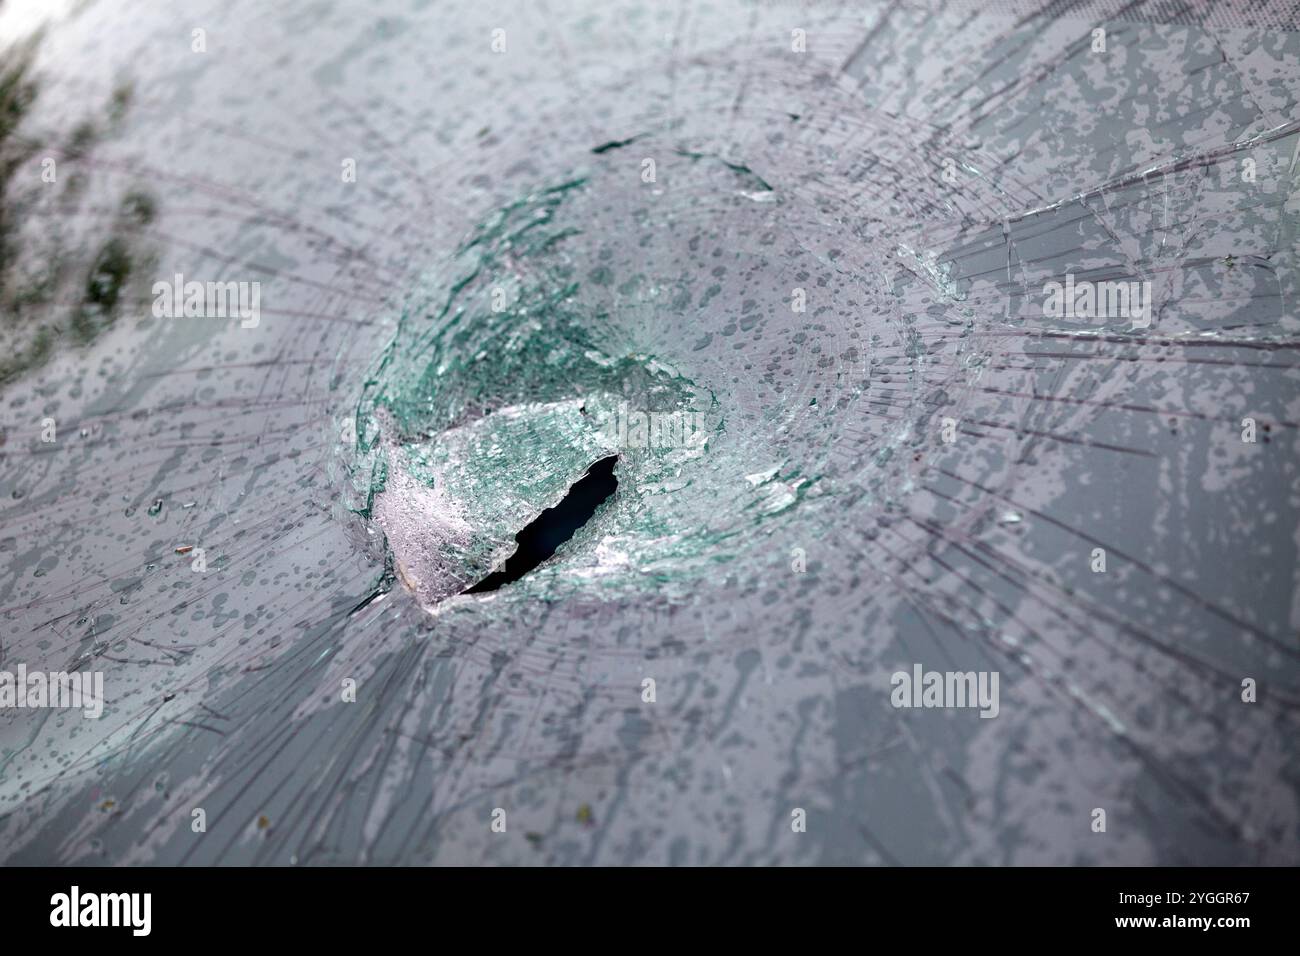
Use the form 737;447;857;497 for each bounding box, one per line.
462;455;619;594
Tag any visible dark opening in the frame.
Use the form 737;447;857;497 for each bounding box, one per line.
463;456;619;594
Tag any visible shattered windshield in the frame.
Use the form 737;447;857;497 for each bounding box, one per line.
1;0;1298;866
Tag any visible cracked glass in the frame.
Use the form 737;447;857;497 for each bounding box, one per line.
0;0;1298;865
